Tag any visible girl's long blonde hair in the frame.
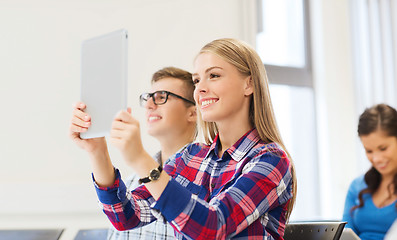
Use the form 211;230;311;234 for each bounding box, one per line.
196;38;297;221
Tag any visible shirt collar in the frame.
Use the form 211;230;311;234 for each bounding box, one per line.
207;128;261;162
153;151;162;165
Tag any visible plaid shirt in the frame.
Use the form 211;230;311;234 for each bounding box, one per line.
95;128;293;240
107;151;175;240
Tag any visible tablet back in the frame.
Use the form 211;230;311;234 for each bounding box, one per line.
80;29;128;139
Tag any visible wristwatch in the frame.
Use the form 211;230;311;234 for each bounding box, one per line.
138;165;163;184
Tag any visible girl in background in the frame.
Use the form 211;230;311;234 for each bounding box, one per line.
343;103;397;240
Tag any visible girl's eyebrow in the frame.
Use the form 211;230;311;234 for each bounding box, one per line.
192;66;223;77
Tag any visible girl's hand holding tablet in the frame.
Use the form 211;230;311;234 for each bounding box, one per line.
69;101;107;154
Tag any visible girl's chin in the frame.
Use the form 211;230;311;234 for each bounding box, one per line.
201;112;222;122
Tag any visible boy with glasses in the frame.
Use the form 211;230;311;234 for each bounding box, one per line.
69;67;196;239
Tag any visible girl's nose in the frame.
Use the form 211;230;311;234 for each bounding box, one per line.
371;152;384;163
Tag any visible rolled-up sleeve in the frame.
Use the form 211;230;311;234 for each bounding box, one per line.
93;169;158;231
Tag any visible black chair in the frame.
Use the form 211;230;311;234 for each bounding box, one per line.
74;229;108;240
284;221;347;240
0;229;64;240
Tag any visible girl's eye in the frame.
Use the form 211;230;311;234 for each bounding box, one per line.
210;73;220;78
193;78;200;85
380;147;387;151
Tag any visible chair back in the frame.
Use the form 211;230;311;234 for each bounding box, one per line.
0;229;63;240
74;229;108;240
284;221;347;240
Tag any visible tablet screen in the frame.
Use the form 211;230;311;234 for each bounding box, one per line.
80;29;128;139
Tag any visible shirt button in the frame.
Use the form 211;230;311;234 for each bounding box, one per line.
211;183;215;188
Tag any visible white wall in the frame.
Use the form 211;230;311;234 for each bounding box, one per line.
0;0;251;215
310;0;358;219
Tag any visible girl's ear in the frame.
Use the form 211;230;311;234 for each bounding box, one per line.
244;76;254;96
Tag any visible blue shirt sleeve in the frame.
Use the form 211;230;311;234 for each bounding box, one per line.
342;175;366;234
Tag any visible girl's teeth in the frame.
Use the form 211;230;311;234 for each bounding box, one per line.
202;100;216;107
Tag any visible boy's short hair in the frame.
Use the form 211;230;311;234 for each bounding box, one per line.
151;67;195;104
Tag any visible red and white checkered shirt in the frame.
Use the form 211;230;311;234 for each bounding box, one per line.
95;128;293;240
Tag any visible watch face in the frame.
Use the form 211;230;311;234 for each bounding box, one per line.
149;169;161;181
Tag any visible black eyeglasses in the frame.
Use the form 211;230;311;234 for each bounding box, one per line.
139;90;195;107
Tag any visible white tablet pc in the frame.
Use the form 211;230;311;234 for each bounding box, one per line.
80;29;128;139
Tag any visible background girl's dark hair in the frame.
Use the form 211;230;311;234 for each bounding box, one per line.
351;103;397;212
